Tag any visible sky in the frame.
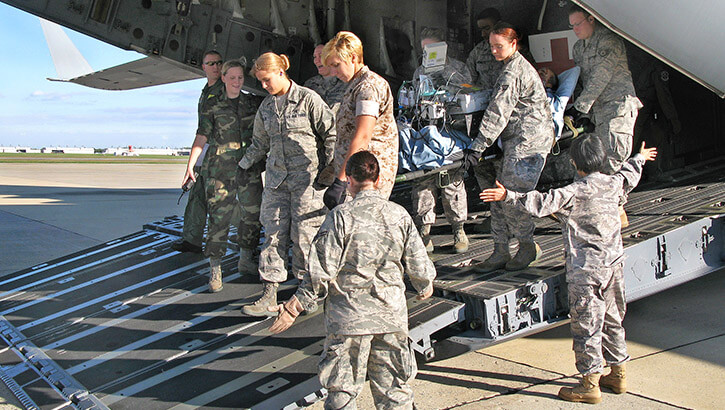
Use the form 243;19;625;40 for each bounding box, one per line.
0;2;208;149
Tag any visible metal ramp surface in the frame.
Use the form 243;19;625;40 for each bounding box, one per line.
0;225;464;409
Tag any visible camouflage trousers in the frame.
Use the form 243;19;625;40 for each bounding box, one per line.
486;154;545;245
182;169;207;247
592;101;639;205
568;263;629;375
258;173;327;283
204;166;263;258
411;170;467;226
319;332;416;410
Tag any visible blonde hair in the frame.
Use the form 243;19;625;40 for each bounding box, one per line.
251;52;290;77
221;59;244;76
322;31;364;65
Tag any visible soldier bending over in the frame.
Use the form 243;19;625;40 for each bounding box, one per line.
269;151;436;409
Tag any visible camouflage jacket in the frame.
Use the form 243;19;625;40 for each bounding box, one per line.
192;80;224;172
466;40;503;90
504;155;645;285
334;65;398;196
303;74;348;108
412;57;472;92
471;51;554;157
295;189;436;335
573;26;640;115
238;81;336;189
197;90;262;180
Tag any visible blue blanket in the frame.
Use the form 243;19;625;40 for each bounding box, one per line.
398;123;471;172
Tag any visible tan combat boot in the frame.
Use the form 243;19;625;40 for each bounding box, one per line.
558;373;602;404
237;248;258;276
208;258;223;293
452;223;469;253
419;224;434;253
600;363;626;394
242;282;279;317
505;241;541;271
619;206;629;228
477;243;511;273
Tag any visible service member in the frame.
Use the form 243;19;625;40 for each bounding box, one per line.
466;8;503;90
481;136;658;404
463;23;554;272
304;44;348;112
322;31;399;207
182;60;264;292
172;50;225;254
411;27;472;253
238;52;336;316
268;151;436;410
568;5;643;227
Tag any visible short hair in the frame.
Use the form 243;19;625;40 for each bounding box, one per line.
322;31;364;65
250;52;290;77
221;60;245;76
568;5;591;17
420;27;445;43
203;50;222;61
345;151;379;183
569;134;606;174
476;7;501;22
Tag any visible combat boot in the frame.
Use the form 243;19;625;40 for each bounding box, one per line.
208;258;223;293
505;241;541;271
452;223;469;253
558;373;602;404
477;243;511;273
619;206;629;229
237;248;258;276
600;363;626;394
419;224;434;253
241;282;279;317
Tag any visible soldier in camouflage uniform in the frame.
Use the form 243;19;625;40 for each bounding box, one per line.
268;151;436;410
463;23;554;272
304;44;348;113
182;60;264;293
411;28;472;253
569;6;643;227
322;31;399;208
466;8;503;90
481;135;658;404
172;50;225;254
238;52;336;317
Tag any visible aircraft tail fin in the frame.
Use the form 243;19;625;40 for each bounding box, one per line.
39;18;93;80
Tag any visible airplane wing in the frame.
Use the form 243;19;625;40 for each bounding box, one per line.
576;0;725;98
48;56;203;90
40;17;202;90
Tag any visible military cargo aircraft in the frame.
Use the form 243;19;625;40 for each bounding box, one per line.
0;1;723;408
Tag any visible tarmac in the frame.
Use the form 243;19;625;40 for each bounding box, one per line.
1;163;723;410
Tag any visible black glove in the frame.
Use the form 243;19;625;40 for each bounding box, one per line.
323;178;347;209
463;149;483;171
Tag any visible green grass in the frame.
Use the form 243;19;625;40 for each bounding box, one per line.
0;153;188;164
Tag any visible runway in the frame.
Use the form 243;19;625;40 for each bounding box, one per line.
1;162;723;409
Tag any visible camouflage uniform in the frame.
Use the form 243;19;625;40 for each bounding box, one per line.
295;189;436;409
410;58;471;229
198;91;263;258
466;41;503;90
334;66;398;199
503;155;646;375
573;26;643;181
181;80;224;247
304;74;348;113
238;81;336;282
470;51;554;246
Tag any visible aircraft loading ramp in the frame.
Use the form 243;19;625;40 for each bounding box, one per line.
0;158;723;409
